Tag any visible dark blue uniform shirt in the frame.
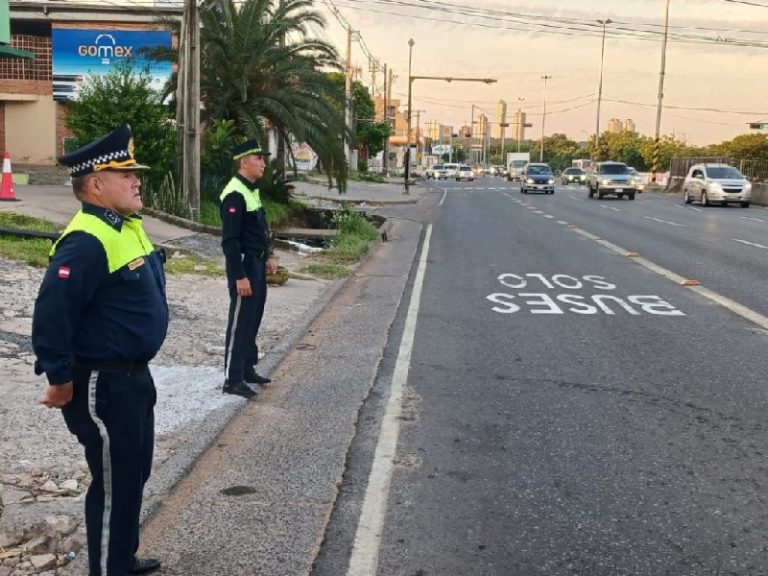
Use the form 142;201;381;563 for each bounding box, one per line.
220;174;271;279
32;203;169;385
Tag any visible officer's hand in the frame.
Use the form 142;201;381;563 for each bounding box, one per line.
236;277;252;297
266;258;278;275
39;382;74;409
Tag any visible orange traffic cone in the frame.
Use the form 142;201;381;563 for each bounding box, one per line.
0;151;18;201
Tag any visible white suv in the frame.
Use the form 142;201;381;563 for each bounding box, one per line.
587;161;637;200
683;163;751;208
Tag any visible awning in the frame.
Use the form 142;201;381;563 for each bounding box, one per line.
0;45;34;59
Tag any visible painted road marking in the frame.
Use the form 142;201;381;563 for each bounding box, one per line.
439;189;447;206
487;273;684;316
557;220;569;225
644;216;685;227
600;204;620;212
543;215;555;219
733;238;768;251
347;224;432;576
742;216;766;223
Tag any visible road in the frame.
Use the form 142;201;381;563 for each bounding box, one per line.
312;178;768;576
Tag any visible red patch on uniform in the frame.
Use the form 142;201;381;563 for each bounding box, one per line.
228;206;237;213
58;266;71;279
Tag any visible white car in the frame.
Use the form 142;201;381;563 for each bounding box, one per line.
683;163;751;208
426;164;449;180
455;165;475;181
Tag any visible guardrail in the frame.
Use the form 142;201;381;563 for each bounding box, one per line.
671;156;768;182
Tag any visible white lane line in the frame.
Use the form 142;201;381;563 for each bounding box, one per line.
644;216;685;228
438;189;447;206
733;238;768;250
571;228;768;331
556;220;569;225
689;206;703;212
600;204;620;212
543;214;555;219
346;224;432;576
533;210;544;214
742;216;766;223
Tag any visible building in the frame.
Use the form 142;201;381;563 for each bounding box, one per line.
513;110;527;143
2;1;181;165
624;118;636;133
494;99;507;139
608;118;623;134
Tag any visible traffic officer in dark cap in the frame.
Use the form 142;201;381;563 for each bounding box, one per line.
32;124;167;576
220;137;277;398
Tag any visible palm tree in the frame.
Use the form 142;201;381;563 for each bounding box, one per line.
160;0;350;190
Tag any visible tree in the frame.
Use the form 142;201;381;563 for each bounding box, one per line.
64;60;177;205
712;133;768;160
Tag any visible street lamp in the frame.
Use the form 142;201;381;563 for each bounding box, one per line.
594;18;612;161
540;75;551;162
405;38;414;194
404;73;497;193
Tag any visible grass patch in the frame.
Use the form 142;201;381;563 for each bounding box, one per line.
297;262;349;280
323;204;380;262
164;251;224;276
0;212;59;266
199;197;307;229
349;171;385;184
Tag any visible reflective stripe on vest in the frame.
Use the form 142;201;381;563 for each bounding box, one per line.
219;177;262;211
50;211;155;273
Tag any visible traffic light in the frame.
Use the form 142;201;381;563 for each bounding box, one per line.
749;122;765;130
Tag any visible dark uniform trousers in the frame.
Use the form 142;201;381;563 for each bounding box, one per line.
225;253;267;383
62;365;156;576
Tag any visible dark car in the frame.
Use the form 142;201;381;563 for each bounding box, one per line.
561;167;586;185
520;163;555;194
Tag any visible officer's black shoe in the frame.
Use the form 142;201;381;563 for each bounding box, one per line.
129;557;161;575
222;380;257;399
244;369;271;385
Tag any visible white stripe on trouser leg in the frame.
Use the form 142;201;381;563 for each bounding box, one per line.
87;372;113;576
225;295;243;377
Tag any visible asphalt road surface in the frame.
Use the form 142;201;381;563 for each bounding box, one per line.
313;178;768;576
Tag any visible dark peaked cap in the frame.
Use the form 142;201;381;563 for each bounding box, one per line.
232;138;271;160
58;124;150;178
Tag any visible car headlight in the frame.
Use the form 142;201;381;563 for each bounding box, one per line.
526;178;534;184
744;182;752;192
548;178;554;184
707;181;723;192
601;179;611;185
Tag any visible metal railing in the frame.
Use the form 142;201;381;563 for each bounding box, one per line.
670;156;768;182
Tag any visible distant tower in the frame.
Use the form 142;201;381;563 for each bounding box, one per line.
514;110;527;142
624;118;636;133
608;118;623;134
495;99;507;139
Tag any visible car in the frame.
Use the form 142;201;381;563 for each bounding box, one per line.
520;163;555;194
628;167;645;192
443;162;460;178
426;164;449;180
587;161;637;200
561;167;586;185
455;165;475;181
683;163;751;207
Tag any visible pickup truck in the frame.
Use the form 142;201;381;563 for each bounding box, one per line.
586;161;637;200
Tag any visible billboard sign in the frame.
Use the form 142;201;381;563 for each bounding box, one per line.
432;144;451;156
52;28;172;101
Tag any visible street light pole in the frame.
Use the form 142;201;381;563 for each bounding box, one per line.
594;18;612;162
540;75;551;162
404;38;414;194
651;0;671;183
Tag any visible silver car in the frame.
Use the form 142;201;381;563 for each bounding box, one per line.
683;163;751;208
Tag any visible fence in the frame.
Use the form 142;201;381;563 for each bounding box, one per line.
671;156;768;182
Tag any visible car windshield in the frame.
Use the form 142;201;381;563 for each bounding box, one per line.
600;164;629;175
564;168;583;175
460;166;471;171
706;166;743;179
527;165;552;175
434;165;444;170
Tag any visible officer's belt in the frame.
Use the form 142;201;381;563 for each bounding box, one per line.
244;248;269;259
74;357;148;374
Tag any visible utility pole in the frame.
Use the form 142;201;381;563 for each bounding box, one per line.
413;109;426;168
382;62;388;175
652;0;671;183
344;25;354;174
470;104;476;165
369;57;380;98
594;19;612;162
540;75;552;162
178;0;200;219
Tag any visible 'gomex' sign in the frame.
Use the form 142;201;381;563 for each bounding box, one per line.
52;28;172;101
486;273;685;316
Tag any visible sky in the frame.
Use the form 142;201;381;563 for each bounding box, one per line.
311;0;768;146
